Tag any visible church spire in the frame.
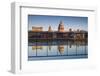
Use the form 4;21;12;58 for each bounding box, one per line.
58;20;64;32
60;20;63;24
48;26;52;32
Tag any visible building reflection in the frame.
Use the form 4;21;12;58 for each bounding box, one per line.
58;45;64;55
30;40;87;56
48;42;52;51
32;46;43;50
48;45;51;51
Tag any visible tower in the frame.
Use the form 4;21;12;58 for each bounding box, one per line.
69;28;72;32
48;26;52;32
58;21;64;32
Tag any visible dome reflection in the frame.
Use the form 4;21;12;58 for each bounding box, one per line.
58;45;64;54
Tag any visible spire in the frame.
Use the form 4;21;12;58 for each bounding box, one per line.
58;20;64;32
60;20;63;24
48;26;52;32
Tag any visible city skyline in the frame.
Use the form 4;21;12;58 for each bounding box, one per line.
28;15;88;31
28;15;88;60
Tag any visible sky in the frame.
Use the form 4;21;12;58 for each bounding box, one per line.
28;15;88;31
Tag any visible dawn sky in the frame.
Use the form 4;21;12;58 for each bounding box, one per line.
28;15;88;31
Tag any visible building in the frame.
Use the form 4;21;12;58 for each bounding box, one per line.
48;26;52;32
69;28;72;32
32;26;43;32
29;21;88;41
58;21;64;32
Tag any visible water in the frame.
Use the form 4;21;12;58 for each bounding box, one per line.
28;40;88;61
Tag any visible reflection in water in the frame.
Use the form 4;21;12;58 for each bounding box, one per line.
58;45;64;55
28;40;88;60
48;45;51;51
32;46;43;50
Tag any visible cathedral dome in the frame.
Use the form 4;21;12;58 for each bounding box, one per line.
58;21;64;32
